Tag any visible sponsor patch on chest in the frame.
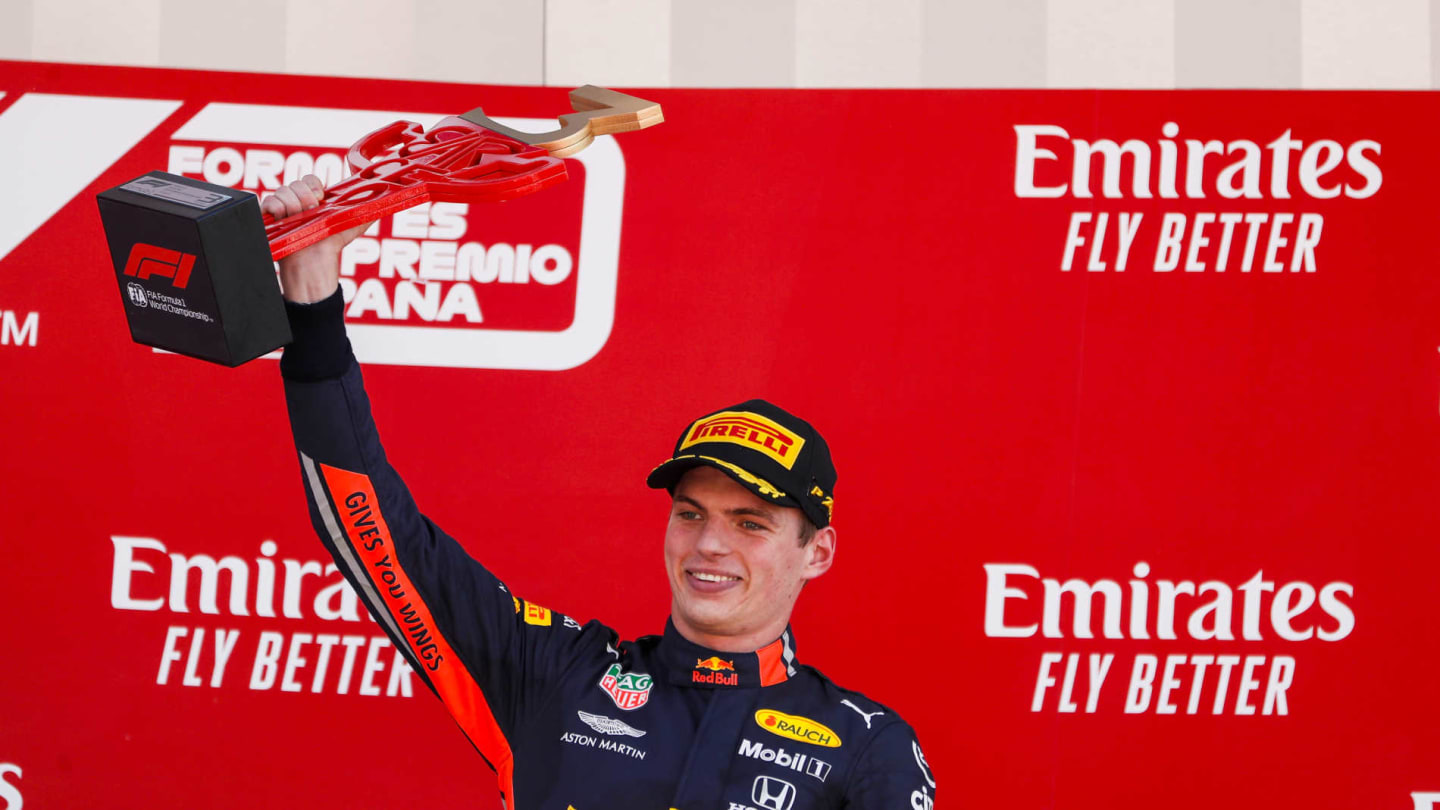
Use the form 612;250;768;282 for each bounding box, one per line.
754;709;842;747
598;662;653;710
559;731;648;760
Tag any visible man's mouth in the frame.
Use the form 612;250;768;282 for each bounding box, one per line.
686;569;743;592
690;571;741;583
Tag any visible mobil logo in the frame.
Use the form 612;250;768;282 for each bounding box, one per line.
737;738;831;782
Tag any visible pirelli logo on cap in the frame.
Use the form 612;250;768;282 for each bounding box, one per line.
680;411;805;469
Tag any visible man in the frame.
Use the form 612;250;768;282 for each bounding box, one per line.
266;176;937;809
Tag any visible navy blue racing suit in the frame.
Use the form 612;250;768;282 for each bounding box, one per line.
280;292;937;810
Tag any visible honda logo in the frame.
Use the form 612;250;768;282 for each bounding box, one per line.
752;775;796;810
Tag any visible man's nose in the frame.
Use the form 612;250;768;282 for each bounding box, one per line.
695;522;731;556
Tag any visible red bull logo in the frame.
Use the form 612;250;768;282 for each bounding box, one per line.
692;656;739;685
695;656;735;672
679;411;805;469
692;669;740;686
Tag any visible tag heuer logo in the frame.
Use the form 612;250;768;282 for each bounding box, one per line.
598;663;653;711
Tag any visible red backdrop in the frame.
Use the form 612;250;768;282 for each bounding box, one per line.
1;61;1437;809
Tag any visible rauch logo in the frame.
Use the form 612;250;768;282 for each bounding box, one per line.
754;709;841;747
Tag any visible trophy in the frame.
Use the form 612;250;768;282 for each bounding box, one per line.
97;86;662;366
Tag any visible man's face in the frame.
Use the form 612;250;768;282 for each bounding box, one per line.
663;466;835;650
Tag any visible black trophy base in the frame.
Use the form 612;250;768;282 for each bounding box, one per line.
97;171;290;367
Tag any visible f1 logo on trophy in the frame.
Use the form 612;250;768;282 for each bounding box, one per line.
97;86;662;366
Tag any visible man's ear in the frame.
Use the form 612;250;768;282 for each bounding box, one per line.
802;526;836;581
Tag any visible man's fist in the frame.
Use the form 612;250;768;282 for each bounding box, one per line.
263;175;368;304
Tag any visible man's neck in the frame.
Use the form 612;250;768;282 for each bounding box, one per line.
668;611;791;653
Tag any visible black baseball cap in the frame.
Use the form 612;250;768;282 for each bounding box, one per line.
646;399;836;528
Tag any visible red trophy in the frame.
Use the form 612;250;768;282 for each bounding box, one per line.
97;86;662;366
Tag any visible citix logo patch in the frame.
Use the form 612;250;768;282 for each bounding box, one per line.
165;102;627;371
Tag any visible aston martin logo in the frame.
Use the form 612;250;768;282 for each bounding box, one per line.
577;710;647;738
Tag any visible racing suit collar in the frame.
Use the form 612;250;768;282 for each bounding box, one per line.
660;618;798;689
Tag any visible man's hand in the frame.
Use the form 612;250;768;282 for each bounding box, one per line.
262;175;368;304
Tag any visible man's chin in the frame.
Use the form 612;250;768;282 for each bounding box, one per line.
677;599;740;632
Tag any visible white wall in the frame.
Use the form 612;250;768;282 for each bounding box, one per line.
1;0;1434;88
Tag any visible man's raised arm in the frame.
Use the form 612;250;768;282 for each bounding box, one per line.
267;177;604;801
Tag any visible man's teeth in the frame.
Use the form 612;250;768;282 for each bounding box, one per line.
692;572;740;583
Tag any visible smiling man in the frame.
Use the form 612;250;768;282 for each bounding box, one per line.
653;404;835;650
268;177;935;809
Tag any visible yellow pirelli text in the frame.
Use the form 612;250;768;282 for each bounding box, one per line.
680;411;805;469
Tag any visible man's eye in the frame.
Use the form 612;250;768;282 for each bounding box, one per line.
677;510;701;520
741;520;768;532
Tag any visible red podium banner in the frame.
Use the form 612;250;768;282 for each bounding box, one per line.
0;61;1436;810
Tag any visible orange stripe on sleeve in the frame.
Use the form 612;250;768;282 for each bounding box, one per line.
320;463;515;801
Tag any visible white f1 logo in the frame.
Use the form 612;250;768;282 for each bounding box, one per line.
0;93;183;264
1414;792;1440;810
